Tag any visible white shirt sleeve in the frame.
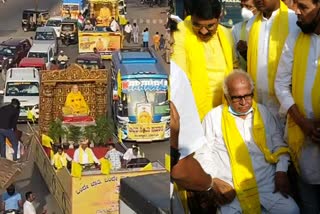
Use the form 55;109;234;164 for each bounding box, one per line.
275;31;300;114
73;149;79;163
170;61;207;159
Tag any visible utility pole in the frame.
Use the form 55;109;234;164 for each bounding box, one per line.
35;0;38;11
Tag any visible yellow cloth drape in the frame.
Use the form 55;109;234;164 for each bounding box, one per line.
165;153;170;172
141;162;153;171
221;102;289;213
288;32;320;173
172;16;235;121
100;158;112;175
79;147;94;164
53;152;68;170
63;91;89;115
71;161;82;178
247;1;289;99
42;134;54;159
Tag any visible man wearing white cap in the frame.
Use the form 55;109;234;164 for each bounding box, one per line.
73;137;100;166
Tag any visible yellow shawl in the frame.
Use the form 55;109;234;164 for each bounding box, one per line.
247;1;289;99
53;152;68;169
79;147;94;164
221;102;289;213
172;16;234;121
288;32;320;172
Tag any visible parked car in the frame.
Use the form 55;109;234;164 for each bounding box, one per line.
33;26;59;53
0;38;32;72
76;53;105;70
45;16;64;38
19;57;47;71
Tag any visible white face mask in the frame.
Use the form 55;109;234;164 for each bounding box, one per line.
241;7;254;21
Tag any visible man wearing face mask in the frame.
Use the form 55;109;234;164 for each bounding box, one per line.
232;0;258;71
171;0;238;122
275;0;320;212
246;0;299;126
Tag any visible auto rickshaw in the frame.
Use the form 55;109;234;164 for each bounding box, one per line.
60;19;78;46
22;9;50;32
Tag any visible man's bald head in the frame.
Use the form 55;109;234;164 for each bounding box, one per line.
223;70;254;96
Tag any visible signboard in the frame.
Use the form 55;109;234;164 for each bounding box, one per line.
72;171;162;214
78;32;121;58
127;123;166;140
122;79;168;92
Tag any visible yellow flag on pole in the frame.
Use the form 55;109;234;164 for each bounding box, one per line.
71;161;82;178
100;158;112;175
27;109;35;123
165;153;170;172
117;69;122;98
141;162;153;171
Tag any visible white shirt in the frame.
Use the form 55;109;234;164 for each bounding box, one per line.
23;201;36;214
132;25;139;35
246;10;298;119
73;147;100;165
195;104;290;210
275;30;320;184
123;148;143;161
110;20;120;32
170;61;207;159
124;24;132;33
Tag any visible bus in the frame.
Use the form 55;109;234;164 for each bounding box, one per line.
111;48;170;142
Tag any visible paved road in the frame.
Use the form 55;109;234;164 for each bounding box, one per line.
0;0;170;213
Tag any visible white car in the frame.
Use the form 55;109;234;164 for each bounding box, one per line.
45;16;63;38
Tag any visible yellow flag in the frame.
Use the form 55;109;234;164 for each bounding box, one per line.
71;161;82;178
27;109;35;123
100;158;112;175
41;134;53;148
165;153;170;172
118;128;123;143
117;69;122;98
141;162;153;171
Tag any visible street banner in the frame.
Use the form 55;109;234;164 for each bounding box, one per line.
127;123;166;140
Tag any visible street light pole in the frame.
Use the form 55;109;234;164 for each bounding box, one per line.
35;0;38;11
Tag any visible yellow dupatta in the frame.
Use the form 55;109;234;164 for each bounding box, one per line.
79;147;94;164
53;152;68;169
288;32;320;172
221;101;289;213
173;16;234;121
247;1;289;99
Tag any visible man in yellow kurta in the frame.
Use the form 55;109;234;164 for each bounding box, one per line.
51;146;72;170
171;0;238;121
62;85;89;116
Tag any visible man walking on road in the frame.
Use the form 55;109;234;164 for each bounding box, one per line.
132;23;139;44
124;21;133;43
0;99;20;161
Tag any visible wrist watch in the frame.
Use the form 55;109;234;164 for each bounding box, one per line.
170;146;180;170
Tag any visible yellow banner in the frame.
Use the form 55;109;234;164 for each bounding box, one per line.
128;123;166;140
78;32;121;56
72;171;162;213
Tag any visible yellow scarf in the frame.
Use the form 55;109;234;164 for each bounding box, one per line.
221;102;289;213
248;1;289;99
173;16;234;121
53;152;68;169
79;147;94;164
288;32;320;172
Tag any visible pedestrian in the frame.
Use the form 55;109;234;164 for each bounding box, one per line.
152;32;160;51
171;0;238;121
246;0;298;124
142;28;149;48
1;184;23;212
23;192;47;214
275;0;320;211
104;143;123;170
231;0;258;71
0;98;20;161
132;23;139;44
159;34;165;50
124;21;133;43
73;137;100;167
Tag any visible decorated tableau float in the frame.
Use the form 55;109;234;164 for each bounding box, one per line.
27;64;165;214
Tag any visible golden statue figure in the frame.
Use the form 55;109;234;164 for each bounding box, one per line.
137;107;152;124
95;37;106;51
62;85;90;116
96;6;111;27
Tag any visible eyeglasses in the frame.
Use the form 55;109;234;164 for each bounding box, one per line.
230;93;254;103
192;22;218;31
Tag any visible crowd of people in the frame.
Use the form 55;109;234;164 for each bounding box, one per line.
170;0;320;213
